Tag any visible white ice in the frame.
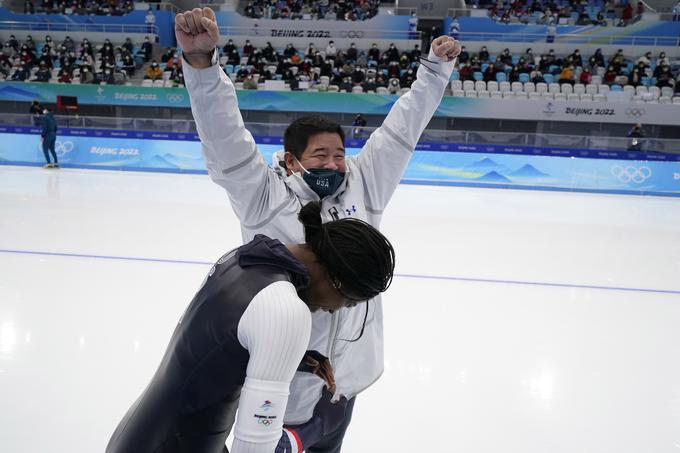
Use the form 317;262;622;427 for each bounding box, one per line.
1;165;679;453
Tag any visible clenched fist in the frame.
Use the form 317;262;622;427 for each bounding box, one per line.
431;36;461;62
175;7;220;68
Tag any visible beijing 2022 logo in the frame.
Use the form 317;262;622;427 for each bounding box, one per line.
610;165;652;184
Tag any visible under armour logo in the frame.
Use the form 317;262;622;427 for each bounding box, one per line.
345;205;357;216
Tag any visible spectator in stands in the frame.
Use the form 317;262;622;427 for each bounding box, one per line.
629;68;643;87
674;0;680;21
29;100;42;126
242;74;258;90
7;35;18;52
569;49;582;67
236;63;250;82
458;62;474;81
80;66;95;84
627;123;645;151
603;66;617;85
368;43;380;62
595;11;607;26
635;1;644;21
483;64;498;82
621;3;633;24
145;60;162;80
12;62;29;81
579;67;592;84
145;8;156;33
353;114;367;129
24;0;35;14
558;65;574;85
38;49;53;69
408;12;419;39
636;51;652;68
576;9;591;25
25;36;36;53
449;17;461;39
478;45;490;62
388;77;400;94
139;36;153;62
122;53;135;77
546;23;557;43
658;52;670;67
656;66;674;89
58;64;73;83
509;65;521;82
102;68;116;84
326;41;337;59
531;69;545;83
243;40;254;56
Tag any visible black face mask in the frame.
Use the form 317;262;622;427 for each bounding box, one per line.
296;159;345;199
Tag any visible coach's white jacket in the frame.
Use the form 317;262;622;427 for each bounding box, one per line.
183;48;455;424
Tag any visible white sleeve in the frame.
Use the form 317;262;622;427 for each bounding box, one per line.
353;48;457;213
182;57;294;230
231;281;312;453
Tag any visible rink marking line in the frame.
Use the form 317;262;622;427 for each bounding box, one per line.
2;248;680;296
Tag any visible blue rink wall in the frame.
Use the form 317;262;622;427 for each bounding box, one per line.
1;129;680;197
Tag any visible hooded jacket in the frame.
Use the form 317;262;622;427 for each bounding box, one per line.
183;45;455;424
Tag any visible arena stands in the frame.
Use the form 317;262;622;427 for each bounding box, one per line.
242;0;380;20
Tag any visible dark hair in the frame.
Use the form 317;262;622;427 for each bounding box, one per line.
283;115;345;160
298;201;395;341
298;201;394;302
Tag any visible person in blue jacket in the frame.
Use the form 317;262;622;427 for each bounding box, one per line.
41;105;59;168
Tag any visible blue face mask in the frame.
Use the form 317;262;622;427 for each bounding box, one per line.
297;159;345;199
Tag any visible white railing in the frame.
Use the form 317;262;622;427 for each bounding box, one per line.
0;20;159;35
456;31;680;47
3;113;678;153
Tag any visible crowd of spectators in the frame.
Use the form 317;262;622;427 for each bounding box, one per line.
218;38;423;93
486;0;644;26
0;34;180;86
24;0;134;15
455;45;680;94
244;0;381;20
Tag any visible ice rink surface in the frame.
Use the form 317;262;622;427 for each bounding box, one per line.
1;165;679;453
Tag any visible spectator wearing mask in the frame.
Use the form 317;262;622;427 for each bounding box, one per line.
139;36;153;62
29;100;42;126
145;8;156;33
145;60;162;80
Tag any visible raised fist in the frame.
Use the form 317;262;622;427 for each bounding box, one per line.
174;7;219;58
431;36;461;62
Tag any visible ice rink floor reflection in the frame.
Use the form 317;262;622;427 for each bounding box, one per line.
1;166;679;453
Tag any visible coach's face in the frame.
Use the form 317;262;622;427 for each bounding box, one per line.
284;132;346;176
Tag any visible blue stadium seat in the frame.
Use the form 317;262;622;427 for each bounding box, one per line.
511;56;519;64
226;64;234;73
450;70;460;81
519;73;530;83
611;84;622;91
496;72;507;82
481;63;489;72
641;77;651;86
490;55;497;63
544;73;554;84
473;71;483;81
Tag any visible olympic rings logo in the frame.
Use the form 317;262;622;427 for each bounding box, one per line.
611;165;652;184
624;108;645;118
166;93;185;103
55;140;74;157
257;419;274;426
339;31;365;38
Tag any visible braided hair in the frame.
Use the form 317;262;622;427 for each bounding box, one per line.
298;201;395;303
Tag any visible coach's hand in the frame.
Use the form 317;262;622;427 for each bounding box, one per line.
431;36;461;62
175;7;219;69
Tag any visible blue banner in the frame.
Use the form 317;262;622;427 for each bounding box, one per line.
2;131;679;196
